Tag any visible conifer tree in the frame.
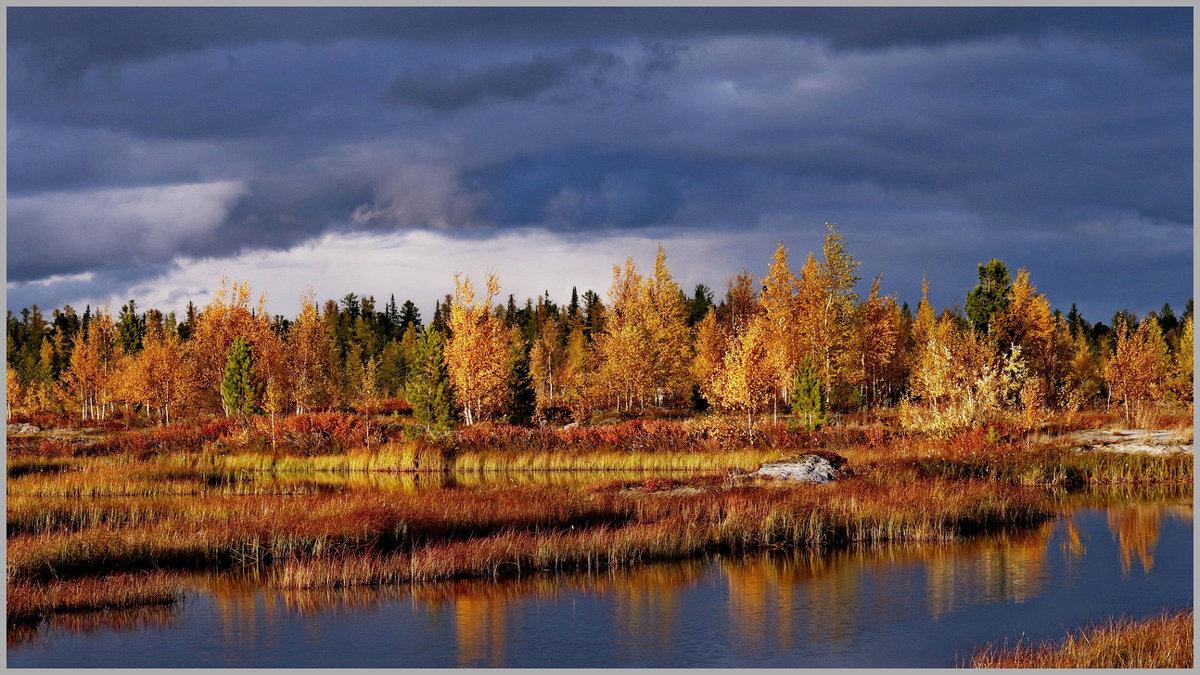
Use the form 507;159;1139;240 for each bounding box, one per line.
791;357;826;431
406;329;455;429
220;337;258;416
506;327;537;423
965;258;1011;333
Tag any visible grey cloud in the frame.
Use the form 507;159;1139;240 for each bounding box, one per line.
388;48;617;111
10;8;1190;76
6;8;1191;322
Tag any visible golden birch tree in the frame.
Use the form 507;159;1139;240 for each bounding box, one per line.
530;314;567;414
1171;316;1193;406
1106;316;1171;423
691;308;729;407
851;273;900;408
759;242;802;415
287;289;340;414
595;258;652;411
992;269;1056;401
62;304;123;421
725;270;760;338
641;244;692;403
445;273;510;425
714;313;775;436
124;321;194;424
190;278;278;414
7;364;24;421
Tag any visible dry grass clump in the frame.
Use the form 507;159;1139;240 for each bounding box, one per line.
970;608;1193;668
7;572;183;625
6;487;635;581
7;474;1049;587
274;477;1051;589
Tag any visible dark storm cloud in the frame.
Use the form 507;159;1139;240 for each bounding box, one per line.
9;7;1190;75
6;7;1192;321
389;48;618;111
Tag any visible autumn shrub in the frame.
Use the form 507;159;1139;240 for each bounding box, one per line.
641;476;682;492
369;397;412;415
6;411;86;429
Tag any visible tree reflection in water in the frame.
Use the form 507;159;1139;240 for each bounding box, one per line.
15;495;1187;668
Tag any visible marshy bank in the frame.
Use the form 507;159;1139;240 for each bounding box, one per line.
7;414;1191;667
8;492;1191;668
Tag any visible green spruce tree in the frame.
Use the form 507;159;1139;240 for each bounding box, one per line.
506;338;536;423
220;337;258;416
405;329;456;430
791;357;826;431
965;258;1011;334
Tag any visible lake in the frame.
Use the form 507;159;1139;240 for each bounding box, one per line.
7;488;1192;668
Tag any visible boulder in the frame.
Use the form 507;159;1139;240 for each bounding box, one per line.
749;455;840;484
1072;428;1193;456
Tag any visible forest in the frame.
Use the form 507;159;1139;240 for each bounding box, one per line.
6;223;1193;434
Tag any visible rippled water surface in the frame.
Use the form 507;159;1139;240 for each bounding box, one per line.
8;489;1192;668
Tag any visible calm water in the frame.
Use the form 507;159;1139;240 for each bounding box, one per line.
8;496;1192;668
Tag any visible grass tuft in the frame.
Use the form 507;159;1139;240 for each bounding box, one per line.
970;608;1193;668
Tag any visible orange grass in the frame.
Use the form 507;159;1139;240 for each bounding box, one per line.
8;478;1050;584
970;608;1193;668
273;477;1051;588
6;487;636;580
7;572;182;625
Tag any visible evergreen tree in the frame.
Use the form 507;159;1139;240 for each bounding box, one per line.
220;337;258;415
582;290;604;338
179;301;197;341
377;339;407;398
399;300;422;331
790;357;826;431
1158;303;1179;336
406;329;455;429
117;299;146;354
506;332;537;423
568;287;580;319
383;294;400;338
965;258;1011;333
686;283;715;326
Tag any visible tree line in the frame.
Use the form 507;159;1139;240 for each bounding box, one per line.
6;223;1193;432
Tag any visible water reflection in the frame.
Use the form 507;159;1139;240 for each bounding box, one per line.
8;495;1192;668
196;499;1190;660
259;469;688;494
6;604;179;648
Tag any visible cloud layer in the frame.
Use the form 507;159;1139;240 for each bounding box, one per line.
7;7;1192;322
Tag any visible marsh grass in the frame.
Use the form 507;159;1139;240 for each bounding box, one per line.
273;477;1051;589
5;487;638;581
7;475;1049;586
7;572;182;625
970;608;1193;668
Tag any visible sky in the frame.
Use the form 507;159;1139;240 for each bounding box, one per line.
6;7;1193;324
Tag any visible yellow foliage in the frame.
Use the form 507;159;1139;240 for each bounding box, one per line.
446;273;511;425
